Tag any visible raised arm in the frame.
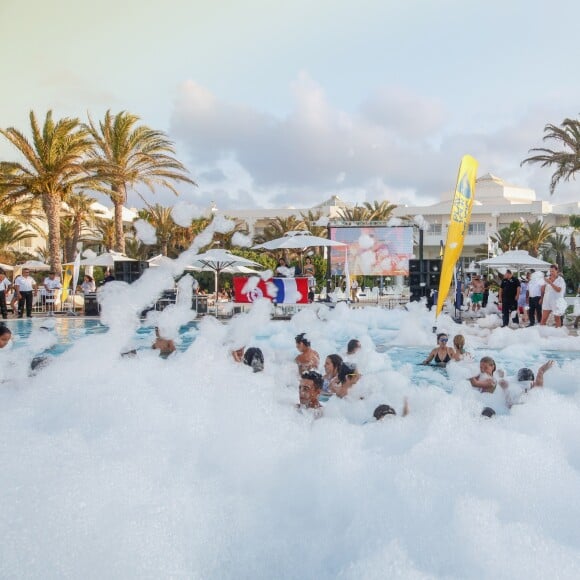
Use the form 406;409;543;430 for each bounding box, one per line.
533;360;554;387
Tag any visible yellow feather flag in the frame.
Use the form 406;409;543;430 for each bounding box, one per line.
60;264;74;304
436;155;478;318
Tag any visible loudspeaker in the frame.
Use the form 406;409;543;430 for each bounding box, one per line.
428;259;442;273
409;287;423;302
84;293;99;316
114;261;149;283
409;260;421;273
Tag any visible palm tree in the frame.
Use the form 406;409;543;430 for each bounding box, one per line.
62;193;104;262
522;118;580;195
124;237;150;261
547;233;569;270
94;218;116;252
521;219;554;257
335;205;371;222
0;220;36;252
300;210;328;238
254;215;306;245
0;110;94;272
137;204;181;257
362;200;398;222
568;215;580;253
490;222;524;252
86;110;195;253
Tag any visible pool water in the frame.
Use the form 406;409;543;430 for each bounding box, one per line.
5;318;579;378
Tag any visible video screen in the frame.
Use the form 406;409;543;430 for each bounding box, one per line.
329;226;414;276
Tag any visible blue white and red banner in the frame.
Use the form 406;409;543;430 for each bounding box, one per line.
233;277;309;304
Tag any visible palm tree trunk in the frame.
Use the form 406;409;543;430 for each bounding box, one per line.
112;185;126;254
70;219;82;261
43;194;62;273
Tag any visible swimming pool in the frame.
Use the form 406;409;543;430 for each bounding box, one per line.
5;317;579;380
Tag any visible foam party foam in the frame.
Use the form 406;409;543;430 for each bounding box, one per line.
1;237;580;578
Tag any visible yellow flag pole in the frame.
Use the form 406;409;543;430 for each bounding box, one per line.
436;155;478;318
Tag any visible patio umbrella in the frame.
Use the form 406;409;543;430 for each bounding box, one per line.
0;263;14;271
187;249;262;298
478;250;551;270
253;230;346;250
18;260;51;271
80;251;137;267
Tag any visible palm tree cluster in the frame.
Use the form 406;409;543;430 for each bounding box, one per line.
0;110;194;271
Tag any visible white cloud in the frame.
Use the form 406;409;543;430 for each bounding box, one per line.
169;75;580;208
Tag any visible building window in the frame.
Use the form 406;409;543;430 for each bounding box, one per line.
428;223;442;235
467;222;486;235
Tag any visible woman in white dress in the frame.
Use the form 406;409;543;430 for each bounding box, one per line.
540;264;566;327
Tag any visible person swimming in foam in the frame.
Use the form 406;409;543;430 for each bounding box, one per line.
421;333;455;366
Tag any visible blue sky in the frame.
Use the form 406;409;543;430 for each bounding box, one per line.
1;0;579;210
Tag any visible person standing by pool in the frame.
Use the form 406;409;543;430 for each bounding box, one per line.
14;268;36;318
43;271;62;315
79;275;96;294
498;270;520;327
303;256;316;303
470;275;484;313
0;270;11;320
527;270;544;327
541;264;566;328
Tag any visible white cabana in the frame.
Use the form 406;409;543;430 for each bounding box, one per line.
253;230;346;250
80;251;136;267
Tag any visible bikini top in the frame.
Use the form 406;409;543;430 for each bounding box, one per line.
434;350;451;363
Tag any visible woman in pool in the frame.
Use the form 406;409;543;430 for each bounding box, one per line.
0;325;12;349
469;356;498;393
422;333;455;366
322;353;342;394
452;335;471;361
331;361;361;398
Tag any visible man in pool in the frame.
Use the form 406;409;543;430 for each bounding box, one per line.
297;370;324;418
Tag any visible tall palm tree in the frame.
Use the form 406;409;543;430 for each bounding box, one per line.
522;117;580;195
94;217;116;252
0;110;94;272
300;210;328;238
86;110;195;253
521;219;554;257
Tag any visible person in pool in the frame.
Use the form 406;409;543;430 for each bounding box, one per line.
452;335;471;361
331;361;361;398
294;333;320;373
152;328;176;359
373;398;410;420
0;325;12;349
243;347;264;372
469;356;498;393
346;339;361;357
296;370;324;418
422;333;455;366
322;353;342;394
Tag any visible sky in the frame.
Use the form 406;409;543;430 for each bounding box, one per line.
1;0;580;211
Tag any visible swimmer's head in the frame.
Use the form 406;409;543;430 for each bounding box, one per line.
481;407;496;419
373;404;396;420
517;368;535;382
295;333;311;347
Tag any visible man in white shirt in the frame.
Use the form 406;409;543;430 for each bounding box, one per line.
527;270;545;327
0;270;11;319
14;268;37;318
43;271;62;314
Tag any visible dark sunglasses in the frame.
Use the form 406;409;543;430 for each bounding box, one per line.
439;338;448;342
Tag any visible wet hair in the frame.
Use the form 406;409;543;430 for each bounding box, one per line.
295;333;311;347
481;407;496;419
30;355;52;373
517;368;535;382
326;353;343;373
337;361;358;383
453;335;465;349
480;356;496;374
436;333;448;341
300;370;323;389
243;347;264;372
346;339;361;355
374;404;397;420
0;325;12;337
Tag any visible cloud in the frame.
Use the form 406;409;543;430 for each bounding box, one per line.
169;74;580;208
